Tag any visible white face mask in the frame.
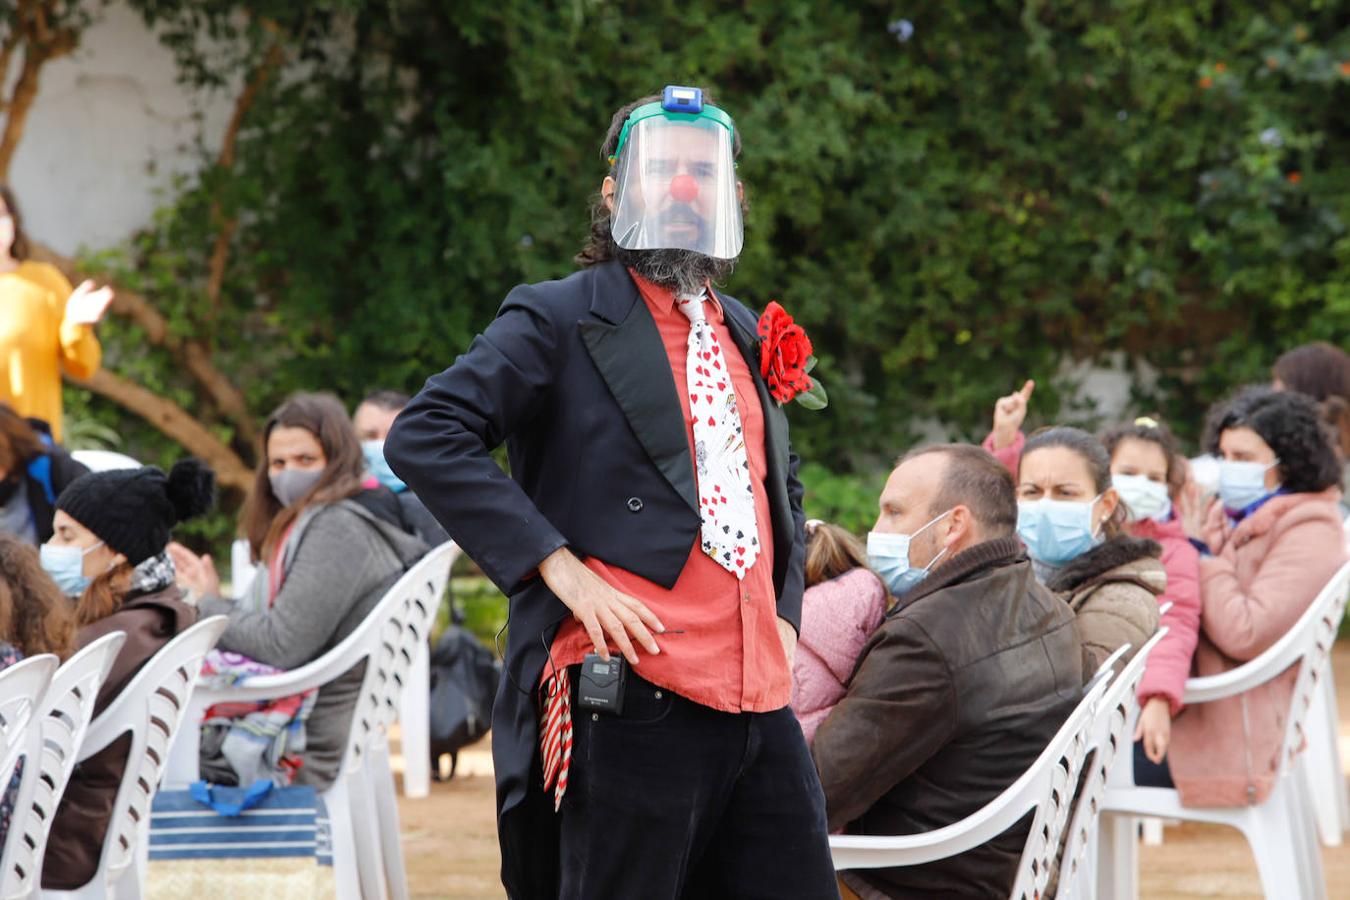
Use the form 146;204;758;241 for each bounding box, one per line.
1112;474;1172;523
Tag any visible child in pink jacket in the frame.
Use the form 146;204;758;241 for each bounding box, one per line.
1098;419;1201;765
790;521;888;744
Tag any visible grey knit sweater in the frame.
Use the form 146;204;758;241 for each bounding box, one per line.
199;500;427;788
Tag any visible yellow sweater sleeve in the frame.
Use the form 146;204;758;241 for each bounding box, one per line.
25;262;101;379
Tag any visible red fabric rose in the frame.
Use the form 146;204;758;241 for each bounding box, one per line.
757;301;814;404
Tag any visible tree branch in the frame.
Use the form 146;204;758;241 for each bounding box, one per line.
206;38;286;317
0;0;78;181
31;242;261;450
71;369;254;494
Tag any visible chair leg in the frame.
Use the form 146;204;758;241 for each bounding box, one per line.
369;741;411;900
1306;677;1346;846
397;643;431;800
1290;767;1328;900
324;778;365;900
1095;813;1138;900
1243;783;1318;900
346;766;389;900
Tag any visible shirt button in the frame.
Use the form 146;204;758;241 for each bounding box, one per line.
627;497;644;513
654;690;663;699
743;590;751;604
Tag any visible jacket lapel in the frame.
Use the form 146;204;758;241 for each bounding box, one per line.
579;265;700;516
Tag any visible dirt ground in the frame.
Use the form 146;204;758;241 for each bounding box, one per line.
393;646;1350;899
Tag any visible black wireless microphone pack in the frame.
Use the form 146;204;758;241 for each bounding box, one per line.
577;653;627;715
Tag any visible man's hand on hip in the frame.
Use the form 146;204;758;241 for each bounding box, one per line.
777;617;797;669
539;547;665;666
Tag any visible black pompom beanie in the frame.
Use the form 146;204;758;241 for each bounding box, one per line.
55;459;216;565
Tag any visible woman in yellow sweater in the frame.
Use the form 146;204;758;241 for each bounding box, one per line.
0;186;113;440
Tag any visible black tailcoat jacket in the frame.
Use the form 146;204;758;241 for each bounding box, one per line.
385;260;806;897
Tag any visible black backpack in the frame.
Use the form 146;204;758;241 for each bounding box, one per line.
428;625;500;780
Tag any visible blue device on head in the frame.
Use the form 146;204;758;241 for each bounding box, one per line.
662;85;703;114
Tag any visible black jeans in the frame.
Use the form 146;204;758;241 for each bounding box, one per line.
1132;740;1175;788
559;669;839;900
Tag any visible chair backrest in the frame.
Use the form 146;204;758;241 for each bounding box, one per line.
1274;561;1350;778
830;674;1109;900
0;634;125;899
334;540;458;777
69;616;227;893
0;656;57;898
1057;628;1169;897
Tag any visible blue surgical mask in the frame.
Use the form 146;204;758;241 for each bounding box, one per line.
1017;496;1104;566
1217;459;1279;512
361;440;407;494
40;540;104;597
866;510;951;597
1112;474;1172;523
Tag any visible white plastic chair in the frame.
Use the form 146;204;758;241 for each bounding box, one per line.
830;673;1111;899
42;615;228;899
232;545;436;801
0;657;58;891
67;452;140;473
1097;559;1350;900
1058;629;1168;899
164;540;458;900
1;633;125;900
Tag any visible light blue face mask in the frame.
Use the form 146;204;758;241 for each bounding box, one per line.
866;510;951;597
362;440;407;494
39;540;104;597
1016;495;1103;566
1217;459;1279;512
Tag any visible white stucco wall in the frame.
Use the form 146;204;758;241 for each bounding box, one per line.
7;3;232;256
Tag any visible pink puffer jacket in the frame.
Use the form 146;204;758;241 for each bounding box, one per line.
790;568;888;744
1168;489;1346;807
1129;515;1201;714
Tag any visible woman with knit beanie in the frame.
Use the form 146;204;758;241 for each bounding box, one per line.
38;458;215;892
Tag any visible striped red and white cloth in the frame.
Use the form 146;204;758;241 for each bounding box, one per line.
540;668;573;811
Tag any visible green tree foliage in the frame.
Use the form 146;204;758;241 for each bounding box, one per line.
65;1;1350;544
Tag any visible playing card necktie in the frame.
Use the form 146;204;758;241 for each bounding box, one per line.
676;290;760;578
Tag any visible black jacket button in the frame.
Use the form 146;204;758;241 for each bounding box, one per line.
627;497;644;513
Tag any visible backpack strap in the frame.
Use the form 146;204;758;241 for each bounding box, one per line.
26;454;55;506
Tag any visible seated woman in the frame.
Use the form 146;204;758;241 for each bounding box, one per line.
789;520;887;743
1099;418;1202;769
41;459;214;891
0;534;76;844
0;403;88;545
170;392;426;789
1149;387;1348;805
1272;341;1350;499
1015;426;1162;672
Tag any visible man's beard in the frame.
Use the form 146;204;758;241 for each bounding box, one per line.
612;243;735;295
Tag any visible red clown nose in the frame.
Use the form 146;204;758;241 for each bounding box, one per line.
669;173;700;204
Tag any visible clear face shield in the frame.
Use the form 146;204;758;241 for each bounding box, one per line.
609;90;743;260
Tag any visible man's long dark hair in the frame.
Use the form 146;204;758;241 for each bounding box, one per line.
576;90;744;271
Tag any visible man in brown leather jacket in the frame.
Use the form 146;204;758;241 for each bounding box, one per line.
813;444;1083;900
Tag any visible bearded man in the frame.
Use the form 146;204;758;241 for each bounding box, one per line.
386;87;838;899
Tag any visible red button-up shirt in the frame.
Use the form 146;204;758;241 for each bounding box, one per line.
546;270;790;713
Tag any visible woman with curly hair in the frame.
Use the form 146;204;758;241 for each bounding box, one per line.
1146;387;1348;806
0;534;76;845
